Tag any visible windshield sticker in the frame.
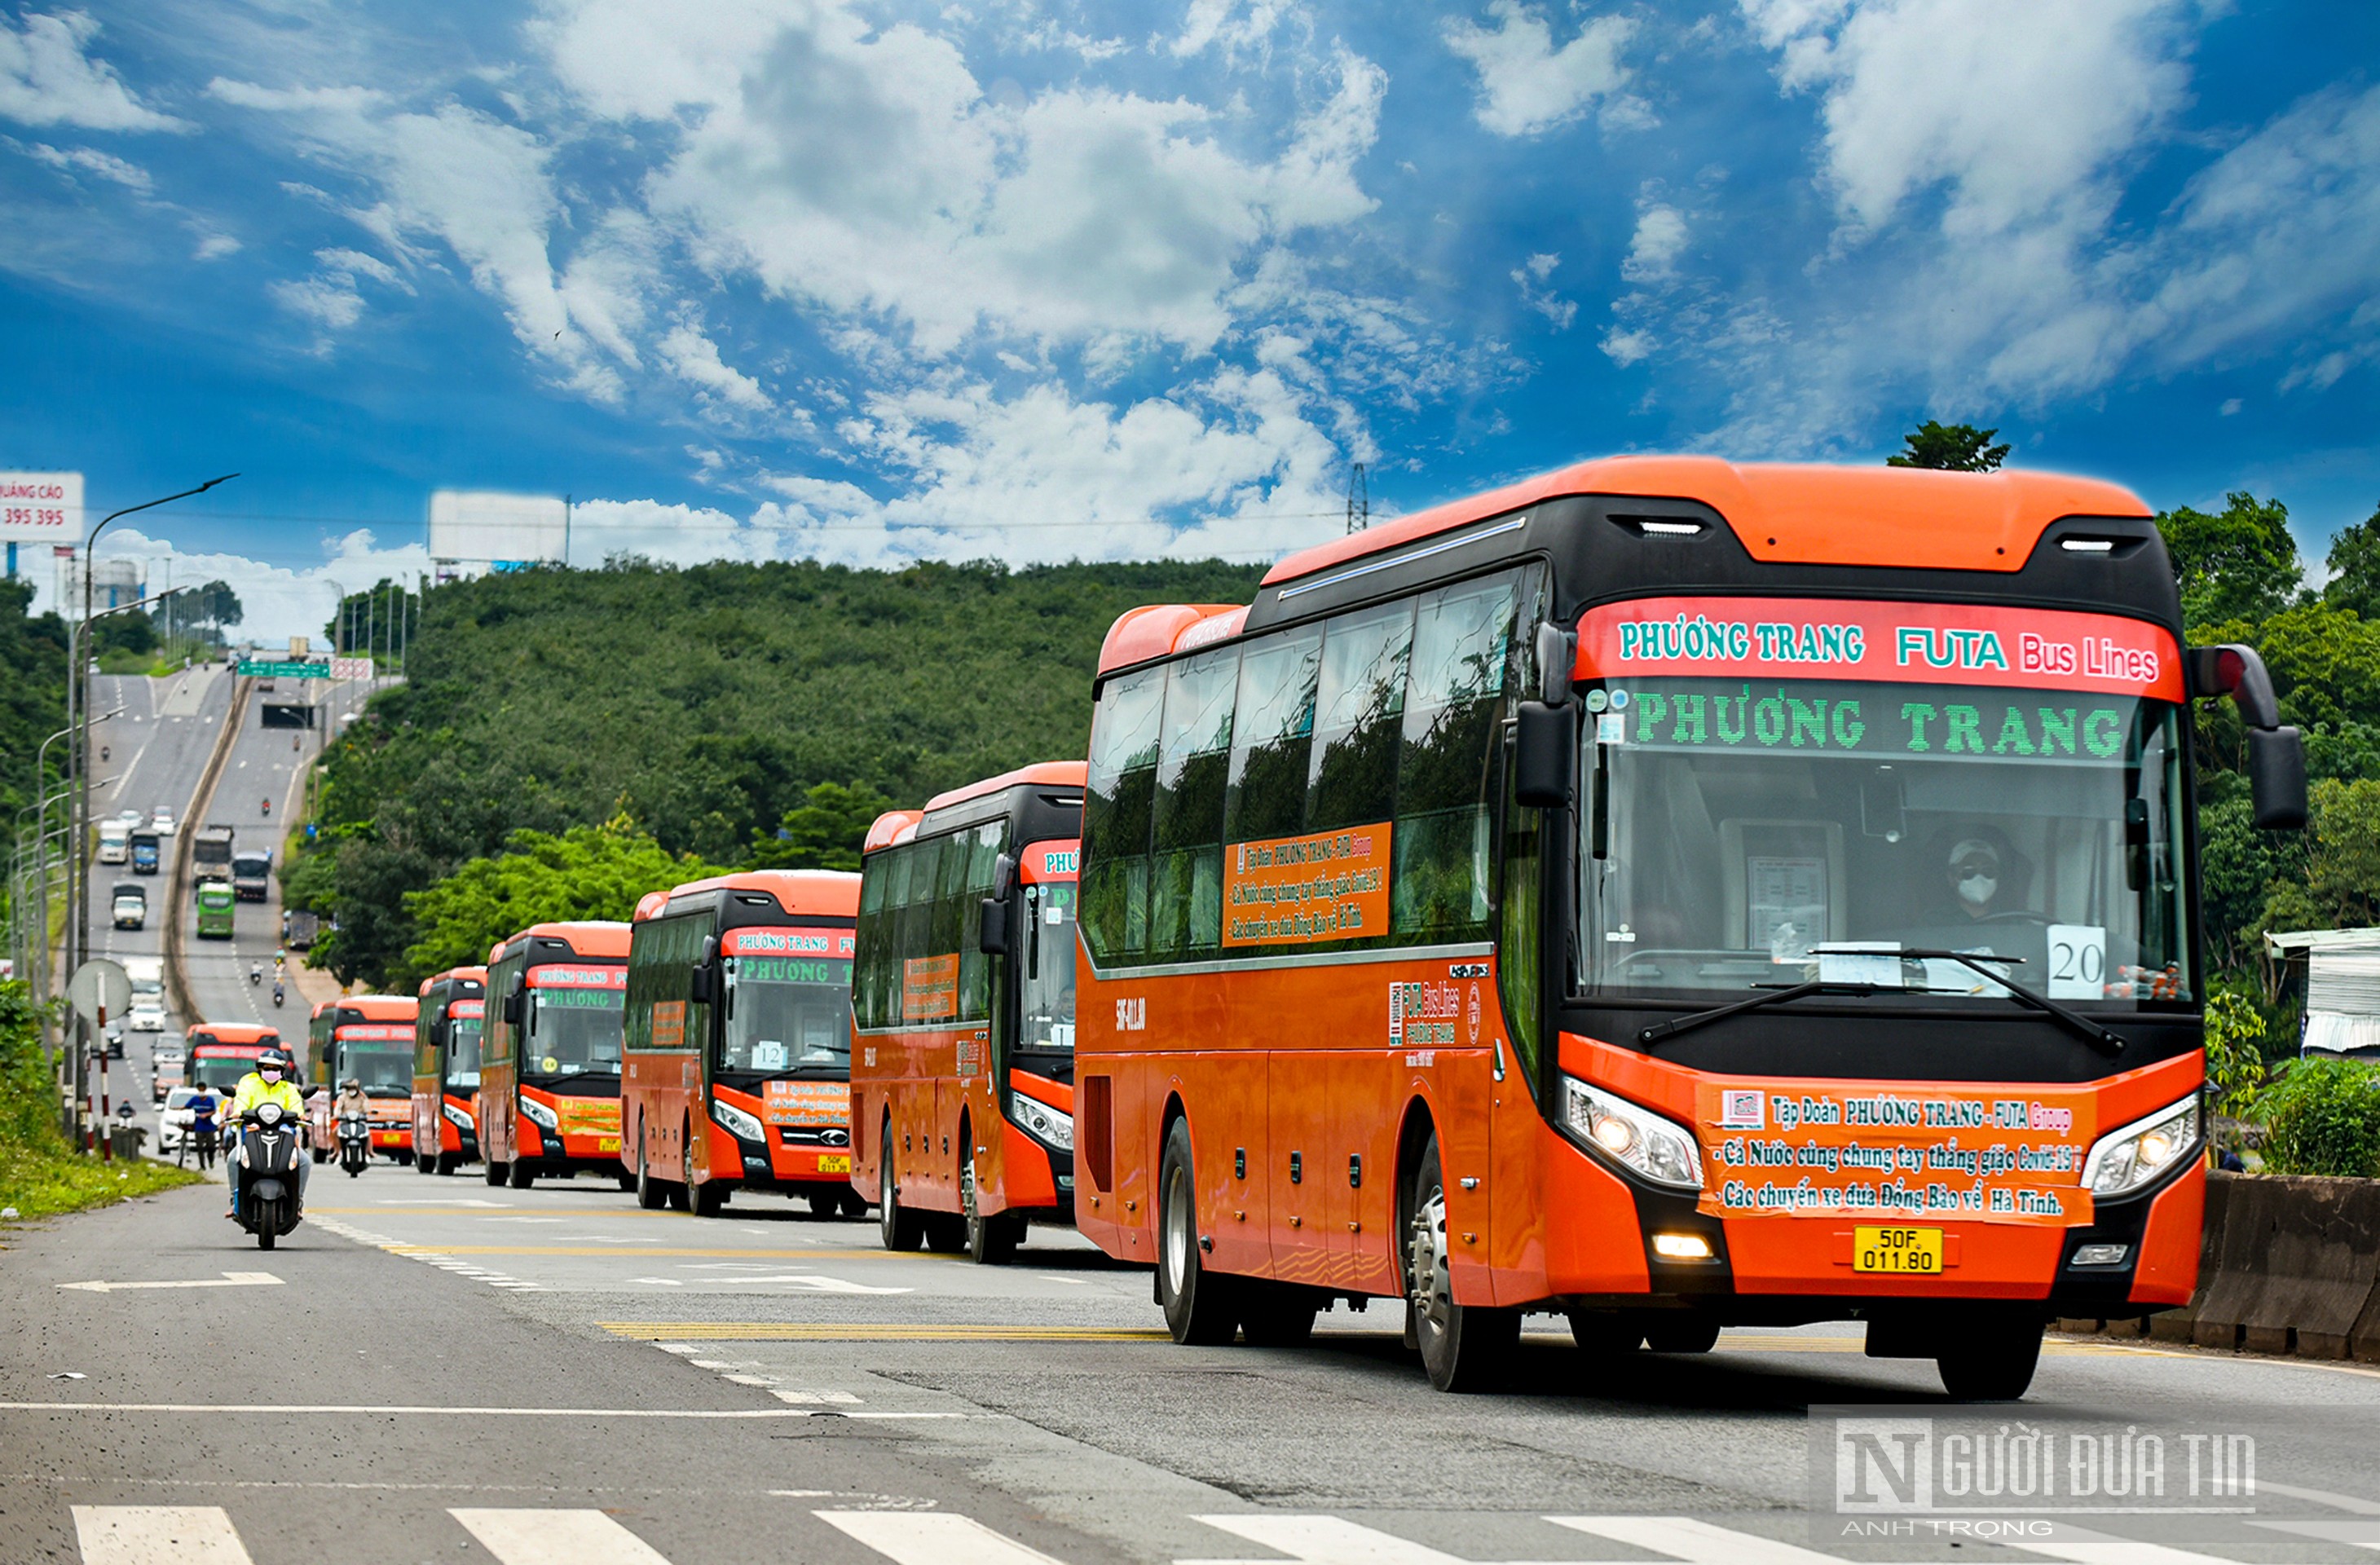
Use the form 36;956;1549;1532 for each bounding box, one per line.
529;965;627;989
721;927;855;957
650;999;686;1051
764;1078;849;1126
902;954;959;1021
1698;1081;2095;1228
1598;678;2144;765
452;999;484;1019
1022;840;1081;886
1223;822;1391;947
1581;598;2182;700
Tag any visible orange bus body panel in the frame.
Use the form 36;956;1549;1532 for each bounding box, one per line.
307;994;417;1153
412;968;486;1167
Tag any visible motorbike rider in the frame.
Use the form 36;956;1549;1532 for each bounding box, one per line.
249;963;262;985
271;981;285;1008
261;796;271;815
223;1048;306;1219
334;1077;371;1164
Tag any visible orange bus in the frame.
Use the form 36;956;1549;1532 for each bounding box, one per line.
479;921;634;1189
410;967;486;1176
852;762;1083;1263
1073;457;2305;1399
185;1023;289;1095
306;994;420;1166
624;871;865;1217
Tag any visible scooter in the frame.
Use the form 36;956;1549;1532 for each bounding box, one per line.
261;797;271;816
250;965;262;986
337;1109;370;1178
271;984;285;1008
230;1104;304;1250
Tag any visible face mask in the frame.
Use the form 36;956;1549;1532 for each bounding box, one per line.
1957;875;1997;907
260;1070;282;1084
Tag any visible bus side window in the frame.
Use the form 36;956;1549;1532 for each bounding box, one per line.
1223;626;1323;849
959;822;1007;1021
1395;574;1519;940
1307;601;1413;838
857;851;890;1029
1083;667;1164;964
1150;646;1239;959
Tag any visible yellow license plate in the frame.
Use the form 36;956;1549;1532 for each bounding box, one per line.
816;1154;852;1174
596;1137;619;1153
1853;1226;1943;1274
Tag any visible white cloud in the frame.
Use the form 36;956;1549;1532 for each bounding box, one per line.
1622;204;1686;283
192;230;240;260
20;139;149;190
270;275;364;333
659;321;772;412
1170;0;1289;62
0;11;187;134
1601;325;1654;367
1510;251;1576;328
1443;2;1640;139
47;526;434;646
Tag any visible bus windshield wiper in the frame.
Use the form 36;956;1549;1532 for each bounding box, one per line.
1638;948;2124;1056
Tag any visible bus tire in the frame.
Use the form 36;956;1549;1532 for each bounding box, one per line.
509;1161;536;1191
669;1126;694;1211
962;1142;1019;1265
437;1153;459;1176
1237;1281;1317;1348
841;1190;869;1219
1404;1131;1515;1392
1644;1316;1720;1355
616;1169;637;1192
1157;1118;1239;1346
484;1160;507;1187
1567;1311;1644;1356
414;1144;436;1175
692;1179;726;1217
879;1133;923;1251
1937;1316;2043;1402
923;1213;967;1253
807;1190;841;1219
635;1141;666;1210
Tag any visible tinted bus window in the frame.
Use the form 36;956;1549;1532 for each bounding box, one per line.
1083;666;1162;962
1393;572;1519;940
342;1042;412;1093
1150;647;1236;959
1223;626;1322;845
1309;602;1414;834
721;954;852;1072
447;1013;483;1090
1022;881;1078;1048
527;987;625;1073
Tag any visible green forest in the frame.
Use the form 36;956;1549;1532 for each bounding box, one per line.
285;558;1263;989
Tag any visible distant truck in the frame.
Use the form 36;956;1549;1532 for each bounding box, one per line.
284;910;320;950
97;819;130;864
231;849;272;903
111;882;147;930
193;825;235;886
130;829;161;875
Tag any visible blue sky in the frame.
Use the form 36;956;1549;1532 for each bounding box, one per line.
0;0;2373;638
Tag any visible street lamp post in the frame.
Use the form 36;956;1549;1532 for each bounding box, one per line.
61;589;174;994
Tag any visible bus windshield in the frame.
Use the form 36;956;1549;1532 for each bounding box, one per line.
1021;882;1077;1050
187;1050;255;1090
445;1016;483;1090
720;954;851;1074
339;1040;412;1096
1577;677;2191;1007
525;985;625;1076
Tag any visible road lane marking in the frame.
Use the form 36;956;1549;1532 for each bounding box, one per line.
384;1245;881;1258
1994;1530;2254;1564
58;1272;282;1294
1551;1515;1844;1563
1185;1514;1474;1564
819;1510;1069;1565
71;1505;253;1564
7;1401;816;1417
452;1509;672;1565
598;1321;1173;1342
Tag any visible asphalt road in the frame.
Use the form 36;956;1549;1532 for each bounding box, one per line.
4;1170;2378;1565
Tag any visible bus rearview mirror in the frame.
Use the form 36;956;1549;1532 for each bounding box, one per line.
503;987;526;1026
980;896;1011;957
687;963;715;1006
2247;726;2307;831
1514;701;1576;809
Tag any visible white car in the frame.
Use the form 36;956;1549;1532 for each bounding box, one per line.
126;1003;166;1033
156;1087;200;1154
151;809;176;835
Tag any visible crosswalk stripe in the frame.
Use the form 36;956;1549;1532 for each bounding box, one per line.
1185;1514;1472;1563
818;1510;1070;1565
1549;1515;1844;1563
450;1509;672;1565
1999;1532;2254;1565
70;1505;253;1565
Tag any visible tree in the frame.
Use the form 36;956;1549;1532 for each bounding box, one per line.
192;580;243;637
2322;502;2380;621
747;781;896;872
396;818;728;989
2155;492;2300;631
1886;421;2010;472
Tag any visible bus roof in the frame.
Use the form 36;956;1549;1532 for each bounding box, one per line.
487;920;632;968
637;869;861;923
417;967;487;997
863;809;925;853
923;760;1087;814
311;1000;337;1021
188;1024;282;1047
335;995;419;1022
1262;456;2149;592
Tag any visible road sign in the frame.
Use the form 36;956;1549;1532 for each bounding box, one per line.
0;471;82;544
328;656;372;680
66;959;130;1028
236;659;328;679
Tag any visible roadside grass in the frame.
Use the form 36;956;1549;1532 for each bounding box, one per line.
0;979;201;1229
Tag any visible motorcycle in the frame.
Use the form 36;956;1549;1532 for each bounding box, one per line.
337;1109;370;1178
250;965;262;986
271;984;285;1008
230;1104;304;1250
260;796;271;816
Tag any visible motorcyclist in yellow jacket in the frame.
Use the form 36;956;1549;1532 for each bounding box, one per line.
226;1047;307;1219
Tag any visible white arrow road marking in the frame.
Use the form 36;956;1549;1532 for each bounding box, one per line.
1994;1531;2259;1565
451;1509;672;1565
58;1272;282;1294
1551;1515;1847;1563
71;1505;253;1565
819;1511;1069;1565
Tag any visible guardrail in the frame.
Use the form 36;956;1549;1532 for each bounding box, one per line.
162;675;251;1029
2058;1171;2380;1362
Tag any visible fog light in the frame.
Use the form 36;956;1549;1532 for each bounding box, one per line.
2071;1243;2131;1267
1651;1232;1714;1261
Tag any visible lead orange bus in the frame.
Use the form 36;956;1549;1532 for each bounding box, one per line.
478;921;634;1189
185;1023;289;1096
305;994;419;1166
410;967;485;1176
623;870;865;1217
1073;456;2305;1399
851;762;1083;1263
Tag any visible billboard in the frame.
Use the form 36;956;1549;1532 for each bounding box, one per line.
0;471;82;544
428;491;567;570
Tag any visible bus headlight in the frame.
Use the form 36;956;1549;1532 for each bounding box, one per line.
442;1103;474;1131
2082;1097;2200;1198
710;1098;764;1144
518;1096;558;1131
1561;1077;1703;1192
1012;1093;1073;1153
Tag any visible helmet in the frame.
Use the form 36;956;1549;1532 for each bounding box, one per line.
342;1078;360;1091
257;1048;293;1073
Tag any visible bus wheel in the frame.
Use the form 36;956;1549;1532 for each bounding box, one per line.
840;1190;869;1219
806;1190;841;1219
1404;1131;1516;1392
616;1168;637;1192
923;1213;966;1253
1937;1316;2043;1402
483;1160;507;1188
413;1145;436;1175
437;1153;459;1176
1157;1118;1239;1345
879;1124;923;1250
635;1143;666;1210
509;1161;536;1191
1567;1311;1644;1356
1237;1281;1317;1348
962;1148;1019;1265
1644;1316;1720;1355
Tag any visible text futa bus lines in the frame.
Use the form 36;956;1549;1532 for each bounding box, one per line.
306;996;420;1164
853;763;1083;1263
412;968;485;1175
186;1025;288;1094
479;921;634;1190
623;871;863;1217
1073;456;2306;1400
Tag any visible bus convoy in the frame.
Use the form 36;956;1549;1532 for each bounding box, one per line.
165;461;2303;1401
306;995;421;1164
